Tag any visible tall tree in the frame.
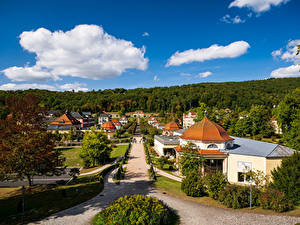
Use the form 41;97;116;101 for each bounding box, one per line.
80;127;112;168
0;94;65;186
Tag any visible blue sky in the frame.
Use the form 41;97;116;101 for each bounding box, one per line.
0;0;299;91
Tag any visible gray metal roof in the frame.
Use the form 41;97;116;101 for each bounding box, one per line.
222;136;294;158
71;112;82;119
47;125;73;130
154;135;179;145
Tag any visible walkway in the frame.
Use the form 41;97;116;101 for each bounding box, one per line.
30;136;300;225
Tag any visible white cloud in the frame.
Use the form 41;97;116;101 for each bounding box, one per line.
0;82;89;91
58;82;88;92
196;71;212;78
142;32;150;37
1;25;148;82
153;75;159;81
0;83;57;91
271;49;282;58
272;40;300;64
180;72;191;77
229;0;290;13
166;41;250;67
271;64;300;78
221;14;245;24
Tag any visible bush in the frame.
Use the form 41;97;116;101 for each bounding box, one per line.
93;195;176;225
181;170;206;197
259;188;293;212
218;184;260;209
204;171;227;200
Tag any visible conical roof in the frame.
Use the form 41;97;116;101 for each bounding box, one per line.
181;117;234;141
164;121;180;131
102;121;116;130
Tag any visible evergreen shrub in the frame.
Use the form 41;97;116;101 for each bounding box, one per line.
259;188;293;212
93;195;176;225
181;170;206;197
204;171;227;200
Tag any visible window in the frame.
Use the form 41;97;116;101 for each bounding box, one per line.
207;144;218;149
237;161;252;182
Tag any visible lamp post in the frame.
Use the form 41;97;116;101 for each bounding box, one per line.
21;185;25;224
249;178;254;209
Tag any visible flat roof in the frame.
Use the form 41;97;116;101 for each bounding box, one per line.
154;135;179;145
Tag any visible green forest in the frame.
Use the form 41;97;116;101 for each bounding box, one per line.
0;78;299;115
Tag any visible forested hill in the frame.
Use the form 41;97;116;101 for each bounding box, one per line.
1;78;300;114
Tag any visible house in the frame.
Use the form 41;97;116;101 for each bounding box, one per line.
98;112;112;126
183;112;197;129
270;117;282;135
157;123;165;130
148;116;158;125
132;110;144;118
154;117;294;184
112;119;121;130
101;121;116;132
107;112;120;118
46;110;60;118
119;116;128;125
49;111;81;129
82;112;95;128
71;112;84;128
162;121;180;135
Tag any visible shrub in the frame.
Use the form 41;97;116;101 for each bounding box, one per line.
181;170;206;197
93;195;176;225
218;184;260;209
270;152;300;205
204;171;227;200
259;188;293;212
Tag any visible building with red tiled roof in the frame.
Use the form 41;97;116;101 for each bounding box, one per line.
101;121;116;132
112;119;121;130
148;116;158;125
163;121;180;135
183;112;197;128
50;111;81;128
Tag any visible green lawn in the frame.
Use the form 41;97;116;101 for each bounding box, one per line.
110;144;129;159
62;147;83;167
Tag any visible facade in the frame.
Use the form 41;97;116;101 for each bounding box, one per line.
183;112;197;129
98;112;112;126
154;117;294;184
119;116;128;125
132;110;145;118
82;112;95;128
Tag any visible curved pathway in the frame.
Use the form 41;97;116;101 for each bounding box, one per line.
30;137;300;225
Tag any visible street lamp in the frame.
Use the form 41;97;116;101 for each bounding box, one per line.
249;178;254;209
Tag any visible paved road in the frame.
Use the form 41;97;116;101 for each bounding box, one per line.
30;137;300;225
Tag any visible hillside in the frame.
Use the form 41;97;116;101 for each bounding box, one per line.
0;78;299;114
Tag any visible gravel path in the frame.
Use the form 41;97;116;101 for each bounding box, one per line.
30;137;300;225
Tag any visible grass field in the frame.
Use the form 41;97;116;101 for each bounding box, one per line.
154;175;300;217
0;182;103;225
110;144;129;159
62;147;84;167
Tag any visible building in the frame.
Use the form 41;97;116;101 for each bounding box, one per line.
148;116;158;125
119;116;128;126
183;112;197;129
71;112;84;128
270;117;282;135
101;121;116;132
157;123;165;130
49;111;81;130
132;110;144;118
82;112;95;128
162;121;181;135
112;119;121;130
154;117;294;184
98;112;112;126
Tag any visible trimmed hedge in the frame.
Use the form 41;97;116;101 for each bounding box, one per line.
218;184;260;209
259;188;293;212
204;171;227;200
181;170;206;197
93;195;177;225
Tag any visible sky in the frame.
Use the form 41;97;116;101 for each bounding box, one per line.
0;0;299;91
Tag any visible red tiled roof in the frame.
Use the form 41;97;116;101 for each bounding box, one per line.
102;121;116;130
181;117;234;141
112;120;121;126
164;121;180;131
50;113;81;126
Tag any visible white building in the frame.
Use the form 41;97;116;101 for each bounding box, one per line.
183;112;197;129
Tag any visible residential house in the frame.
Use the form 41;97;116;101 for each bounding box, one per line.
98;112;112;126
183;112;197;129
49;111;81;130
162;121;181;135
148;116;158;125
119;116;128;125
112;119;121;130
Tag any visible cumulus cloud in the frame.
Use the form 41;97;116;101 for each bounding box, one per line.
0;83;57;91
58;82;88;92
229;0;290;13
166;41;250;67
0;82;89;91
221;14;245;24
180;72;191;77
142;32;150;37
196;71;212;78
271;49;282;58
153;75;159;81
270;64;300;78
1;25;148;82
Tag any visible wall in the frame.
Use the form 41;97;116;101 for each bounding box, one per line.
227;154;266;183
265;158;282;176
